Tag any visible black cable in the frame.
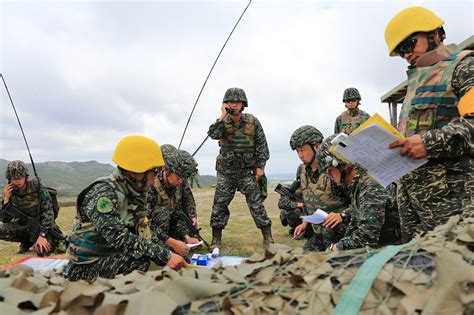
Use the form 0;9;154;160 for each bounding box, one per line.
178;0;252;151
1;73;39;178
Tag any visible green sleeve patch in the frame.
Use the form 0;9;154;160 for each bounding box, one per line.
97;196;114;213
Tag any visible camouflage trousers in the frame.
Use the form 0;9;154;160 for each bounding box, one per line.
279;208;303;230
0;222;33;244
397;161;465;242
211;170;271;229
303;223;347;252
66;253;150;281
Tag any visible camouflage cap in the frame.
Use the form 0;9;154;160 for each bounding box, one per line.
343;87;362;102
317;135;345;173
5;160;29;179
223;87;248;107
289;125;324;150
163;147;198;179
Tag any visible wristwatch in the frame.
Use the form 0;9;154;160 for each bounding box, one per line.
40;232;46;237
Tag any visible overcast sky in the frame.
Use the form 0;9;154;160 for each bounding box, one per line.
1;0;472;176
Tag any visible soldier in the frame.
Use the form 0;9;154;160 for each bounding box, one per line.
334;88;371;134
1;160;54;255
288;126;349;252
385;6;473;241
317;136;401;251
207;87;273;247
66;135;187;281
147;144;200;257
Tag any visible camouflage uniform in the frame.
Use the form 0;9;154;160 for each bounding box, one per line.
147;173;193;244
396;45;473;241
208;90;271;231
278;166;305;234
334;88;371;134
0;178;54;250
66;169;171;281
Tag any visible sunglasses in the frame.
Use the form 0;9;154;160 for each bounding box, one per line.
395;33;418;57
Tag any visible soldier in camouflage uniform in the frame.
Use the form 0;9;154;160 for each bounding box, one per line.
1;160;54;255
147;144;200;257
66;136;187;281
208;87;273;247
317;136;401;251
288;126;350;252
334;88;371;134
386;6;473;241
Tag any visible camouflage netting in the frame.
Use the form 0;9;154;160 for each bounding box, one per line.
1;216;473;315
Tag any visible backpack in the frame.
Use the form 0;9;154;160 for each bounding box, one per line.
45;186;60;220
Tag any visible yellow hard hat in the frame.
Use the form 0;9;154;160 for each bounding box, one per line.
112;135;164;173
385;6;444;56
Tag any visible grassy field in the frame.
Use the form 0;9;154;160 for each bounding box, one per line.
0;188;305;266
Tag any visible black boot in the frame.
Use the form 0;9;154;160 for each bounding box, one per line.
261;226;274;246
16;242;31;254
211;228;222;249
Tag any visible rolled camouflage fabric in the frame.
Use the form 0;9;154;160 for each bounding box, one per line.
342;87;361;102
162;147;198;179
289;125;324;150
5;160;29;179
317;135;345;173
223;87;248;107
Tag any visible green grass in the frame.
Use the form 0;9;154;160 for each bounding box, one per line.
0;188;305;266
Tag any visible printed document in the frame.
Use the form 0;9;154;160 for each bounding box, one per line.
301;209;328;224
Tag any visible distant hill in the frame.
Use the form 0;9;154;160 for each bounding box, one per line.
0;159;217;197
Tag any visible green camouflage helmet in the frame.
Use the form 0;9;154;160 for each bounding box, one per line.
342;87;362;102
223;87;248;107
317;135;345;173
5;160;29;179
163;147;198;179
289;125;324;150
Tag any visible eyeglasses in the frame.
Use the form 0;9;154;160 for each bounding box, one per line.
395;33;418;57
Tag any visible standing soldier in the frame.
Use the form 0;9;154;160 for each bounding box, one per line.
288;126;349;251
1;160;54;256
207;87;273;248
317;136;401;251
386;6;473;241
334;88;371;134
147;144;200;257
67;135;186;281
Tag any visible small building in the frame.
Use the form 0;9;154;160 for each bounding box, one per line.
380;35;474;128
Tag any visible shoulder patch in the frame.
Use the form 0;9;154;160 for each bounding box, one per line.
97;196;114;213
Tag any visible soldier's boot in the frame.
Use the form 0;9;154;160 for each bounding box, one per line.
261;226;274;246
16;242;32;254
211;228;222;250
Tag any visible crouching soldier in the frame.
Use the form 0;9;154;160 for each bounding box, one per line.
317;136;402;251
147;144;201;257
66;135;187;281
288;126;349;252
1;160;55;256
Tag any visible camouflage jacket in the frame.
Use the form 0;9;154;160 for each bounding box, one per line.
334;108;370;134
278;164;304;212
1;178;54;233
147;173;192;243
208;113;269;171
336;174;400;250
69;169;171;265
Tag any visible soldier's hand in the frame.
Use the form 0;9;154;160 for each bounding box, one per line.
2;184;14;204
294;222;308;238
296;202;304;209
220;103;229;120
389;135;427;159
166;253;188;271
191;217;198;226
255;168;264;182
171;239;190;256
323;213;342;229
34;236;51;254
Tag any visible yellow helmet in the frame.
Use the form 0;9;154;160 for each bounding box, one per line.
112;135;164;173
385;6;444;56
